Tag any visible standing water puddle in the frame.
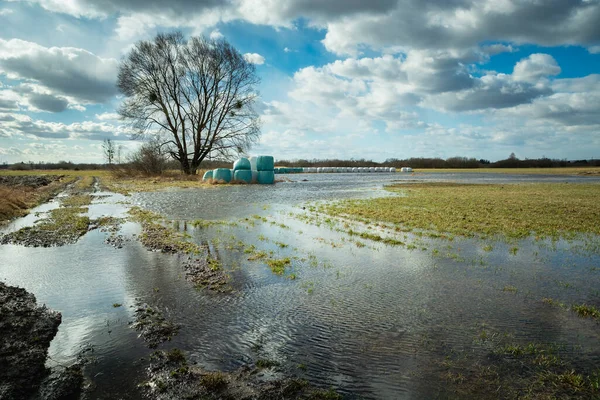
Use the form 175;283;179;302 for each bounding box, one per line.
1;172;600;399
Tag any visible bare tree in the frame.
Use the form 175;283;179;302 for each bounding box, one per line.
117;31;261;175
103;138;115;165
117;144;124;164
128;138;168;176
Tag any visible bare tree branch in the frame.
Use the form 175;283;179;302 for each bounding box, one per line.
117;31;260;174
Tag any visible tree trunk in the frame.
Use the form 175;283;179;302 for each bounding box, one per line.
181;158;192;175
189;158;201;176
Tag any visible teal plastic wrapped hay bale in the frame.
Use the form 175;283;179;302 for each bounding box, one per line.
233;157;251;171
234;169;252;183
257;170;275;184
202;170;213;181
212;168;231;183
256;155;274;171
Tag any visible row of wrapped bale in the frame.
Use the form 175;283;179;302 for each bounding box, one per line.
274;167;399;173
232;157;253;183
274;167;304;174
203;155;275;184
252;156;275;184
310;167;397;173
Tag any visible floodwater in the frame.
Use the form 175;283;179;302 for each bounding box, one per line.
1;172;600;399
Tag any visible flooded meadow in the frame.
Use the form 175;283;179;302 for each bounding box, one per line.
1;172;600;399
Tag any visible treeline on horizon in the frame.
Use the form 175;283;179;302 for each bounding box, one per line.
2;156;599;171
275;156;600;169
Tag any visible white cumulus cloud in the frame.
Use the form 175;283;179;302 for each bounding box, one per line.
243;52;265;65
513;53;561;83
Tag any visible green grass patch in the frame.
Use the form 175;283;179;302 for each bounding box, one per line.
74;175;95;191
418;167;600;175
61;194;93;207
572;304;600;320
191;219;238;228
199;371;228;390
266;257;291;275
247;250;269;261
319;182;600;240
1;205;90;246
306;388;343;400
207;258;221;271
256;359;280;369
128;207;202;254
444;340;599;398
502;285;518;293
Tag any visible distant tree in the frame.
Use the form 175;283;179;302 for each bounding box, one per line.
117;144;124;164
9;162;31;171
117;31;261;175
509;152;517;160
103;139;116;165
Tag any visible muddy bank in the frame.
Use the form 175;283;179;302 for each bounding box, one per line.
1;205;91;247
132;303;180;348
1;180;96;247
129;207;231;292
144;350;342;400
0;175;63;188
0;282;86;400
183;256;230;292
36;364;84;400
0;282;62;398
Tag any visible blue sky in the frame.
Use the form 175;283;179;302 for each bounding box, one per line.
0;0;599;164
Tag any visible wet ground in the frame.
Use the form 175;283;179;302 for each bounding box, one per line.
1;172;599;399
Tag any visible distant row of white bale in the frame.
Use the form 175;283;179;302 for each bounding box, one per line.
276;166;413;173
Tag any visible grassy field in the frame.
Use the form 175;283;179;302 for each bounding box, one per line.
0;169;111;178
416;167;600;175
0;169;218;223
319;182;600;240
2;169;600;229
0;169;212;194
102;171;210;194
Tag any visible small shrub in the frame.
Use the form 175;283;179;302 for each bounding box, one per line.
199;372;227;390
166;348;186;364
256;359;280;369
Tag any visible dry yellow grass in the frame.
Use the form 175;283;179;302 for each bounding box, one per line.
0;169;111;178
0;178;72;223
0;169;214;195
0;186;31;221
101;169;211;194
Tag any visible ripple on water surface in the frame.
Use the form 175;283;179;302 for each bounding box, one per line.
1;173;599;399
